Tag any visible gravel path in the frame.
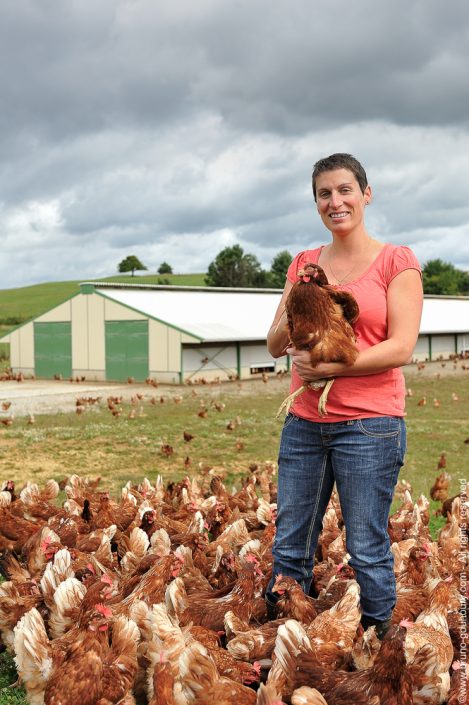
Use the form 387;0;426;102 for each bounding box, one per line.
0;380;168;417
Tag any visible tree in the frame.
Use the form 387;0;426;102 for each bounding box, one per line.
118;255;148;277
422;259;469;295
158;262;173;274
268;250;293;288
205;245;267;288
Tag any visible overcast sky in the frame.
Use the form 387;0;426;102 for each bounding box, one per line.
1;0;469;290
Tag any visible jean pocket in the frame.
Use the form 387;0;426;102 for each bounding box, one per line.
357;416;401;438
282;413;298;430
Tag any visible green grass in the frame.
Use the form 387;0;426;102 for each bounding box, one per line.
0;371;467;499
0;371;467;702
0;652;25;704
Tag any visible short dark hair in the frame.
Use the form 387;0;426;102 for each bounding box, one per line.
312;153;368;201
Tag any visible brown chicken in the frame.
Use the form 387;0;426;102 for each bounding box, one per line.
305;580;361;652
400;579;454;690
277;263;359;417
148;652;177;705
0;506;43;553
179;640;257;705
14;603;138;705
225;610;287;661
168;558;264;632
295;624;413;705
271;574;319;624
267;620;347;698
430;471;451;502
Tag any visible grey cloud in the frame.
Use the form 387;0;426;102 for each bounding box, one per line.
1;0;469;289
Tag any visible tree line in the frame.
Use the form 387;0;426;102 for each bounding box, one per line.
117;247;292;288
118;251;469;294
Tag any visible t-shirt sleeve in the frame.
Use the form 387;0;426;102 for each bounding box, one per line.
385;245;422;285
287;251;306;283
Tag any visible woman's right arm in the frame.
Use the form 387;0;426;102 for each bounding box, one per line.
267;280;293;358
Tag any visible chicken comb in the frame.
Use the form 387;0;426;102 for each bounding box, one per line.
94;603;113;618
244;552;259;564
399;618;414;628
101;574;113;586
86;563;96;574
40;536;52;552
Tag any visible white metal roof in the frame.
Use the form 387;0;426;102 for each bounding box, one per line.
97;285;281;341
420;296;469;334
94;284;469;340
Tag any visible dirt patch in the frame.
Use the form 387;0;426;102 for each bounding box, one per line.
0;375;290;418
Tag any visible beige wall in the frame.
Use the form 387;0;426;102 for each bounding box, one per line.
87;295;105;372
36;300;72;322
9;322;35;371
148;319;198;380
103;299;145;320
71;296;88;370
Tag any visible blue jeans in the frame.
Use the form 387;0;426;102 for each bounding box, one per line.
266;413;406;622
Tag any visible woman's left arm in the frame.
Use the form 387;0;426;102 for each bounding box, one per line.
289;269;423;381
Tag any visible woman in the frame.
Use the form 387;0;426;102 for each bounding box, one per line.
266;153;423;638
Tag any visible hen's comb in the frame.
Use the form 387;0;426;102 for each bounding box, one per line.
86;563;96;574
94;603;112;618
399;618;414;628
244;553;259;564
101;574;113;586
40;536;52;552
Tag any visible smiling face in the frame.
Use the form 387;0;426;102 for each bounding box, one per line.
315;168;371;236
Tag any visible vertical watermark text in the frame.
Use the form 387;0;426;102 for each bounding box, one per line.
458;478;467;703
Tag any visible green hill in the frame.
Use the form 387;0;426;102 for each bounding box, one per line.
0;273;206;344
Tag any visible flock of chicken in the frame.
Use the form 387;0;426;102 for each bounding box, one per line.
0;463;466;705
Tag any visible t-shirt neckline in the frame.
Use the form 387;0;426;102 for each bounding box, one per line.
317;242;390;287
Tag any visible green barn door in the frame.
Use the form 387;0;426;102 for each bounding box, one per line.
34;322;72;378
105;320;149;381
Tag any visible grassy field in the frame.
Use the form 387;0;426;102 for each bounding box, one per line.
0;371;467;509
0;370;467;699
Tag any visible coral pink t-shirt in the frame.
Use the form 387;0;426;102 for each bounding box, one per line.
286;244;421;422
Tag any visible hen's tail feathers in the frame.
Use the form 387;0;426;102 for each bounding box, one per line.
179;641;218;700
291;686;328;705
14;607;52;696
110;615;140;655
267;619;311;696
49;576;87;639
257;682;286;704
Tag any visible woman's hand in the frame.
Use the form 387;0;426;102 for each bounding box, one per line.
287;347;345;382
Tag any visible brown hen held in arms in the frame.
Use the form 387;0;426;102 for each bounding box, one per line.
277;263;359;417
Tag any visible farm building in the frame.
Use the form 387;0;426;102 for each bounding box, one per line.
1;283;469;382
